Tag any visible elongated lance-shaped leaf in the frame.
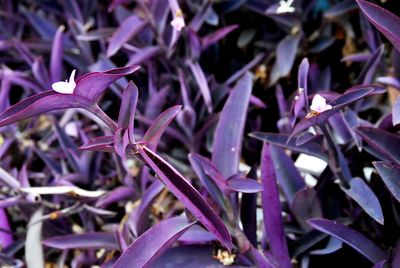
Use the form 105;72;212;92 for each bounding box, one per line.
79;136;114;153
373;161;400;202
142;105;182;151
26;208;44;268
0;166;21;189
118;81;138;143
95;186;136;208
114;217;195;268
356;45;384;84
135;145;232;250
212;72;253;178
74;65;140;101
189;153;226;210
128;180;164;236
0;92;98;128
356;127;400;165
261;144;292;268
224;53;265;85
342;177;384;224
107;15;147;57
201;25;238;50
270;145;305;203
186;61;213;113
249;132;327;160
270;34;301;85
308;218;386;264
293;58;310;123
356;0;400;53
50;26;64;83
291;187;322;232
0;209;12;248
43;232;119;250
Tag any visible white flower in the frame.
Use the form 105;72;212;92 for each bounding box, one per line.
171;16;185;31
52;70;76;94
310;94;332;113
277;0;295;14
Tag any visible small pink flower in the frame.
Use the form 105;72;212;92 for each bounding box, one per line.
171;16;185;31
52;70;76;94
310;94;332;113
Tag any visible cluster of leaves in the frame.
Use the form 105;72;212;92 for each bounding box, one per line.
0;0;400;267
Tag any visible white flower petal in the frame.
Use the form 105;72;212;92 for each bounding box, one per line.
52;81;74;94
52;70;77;94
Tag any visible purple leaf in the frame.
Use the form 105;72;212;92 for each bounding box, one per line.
341;52;371;62
50;26;65;83
43;232;119;250
74;65;140;101
310;237;342;255
291;187;322;232
114;217;195;268
189;153;226;210
142;105;182;151
223;53;265;85
22;8;57;39
95;186;136;208
201;25;238;50
226;177;263;193
128;180;164;236
356;127;400;164
0;166;21;189
127;46;162;66
0;91;92;127
107;15;147;57
186;61;213;113
325;0;358;19
270;34;301;85
261;144;291;268
118;82;138;143
293;58;310;122
391;240;400;267
308;218;386;263
135;145;232;250
178;226;217;243
108;0;127;12
356;0;400;53
32;57;50;89
270;145;305;202
373;161;400;202
144;86;170;119
0;209;13;248
212;72;253;178
251;247;275;268
356;45;384;84
79;136;114;152
249;132;327;160
342;177;384;225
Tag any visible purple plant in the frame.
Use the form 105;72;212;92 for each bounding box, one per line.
0;0;400;267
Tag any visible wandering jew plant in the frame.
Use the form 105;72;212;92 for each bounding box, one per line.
0;0;400;267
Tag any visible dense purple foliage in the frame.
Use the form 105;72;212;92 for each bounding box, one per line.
0;0;400;267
